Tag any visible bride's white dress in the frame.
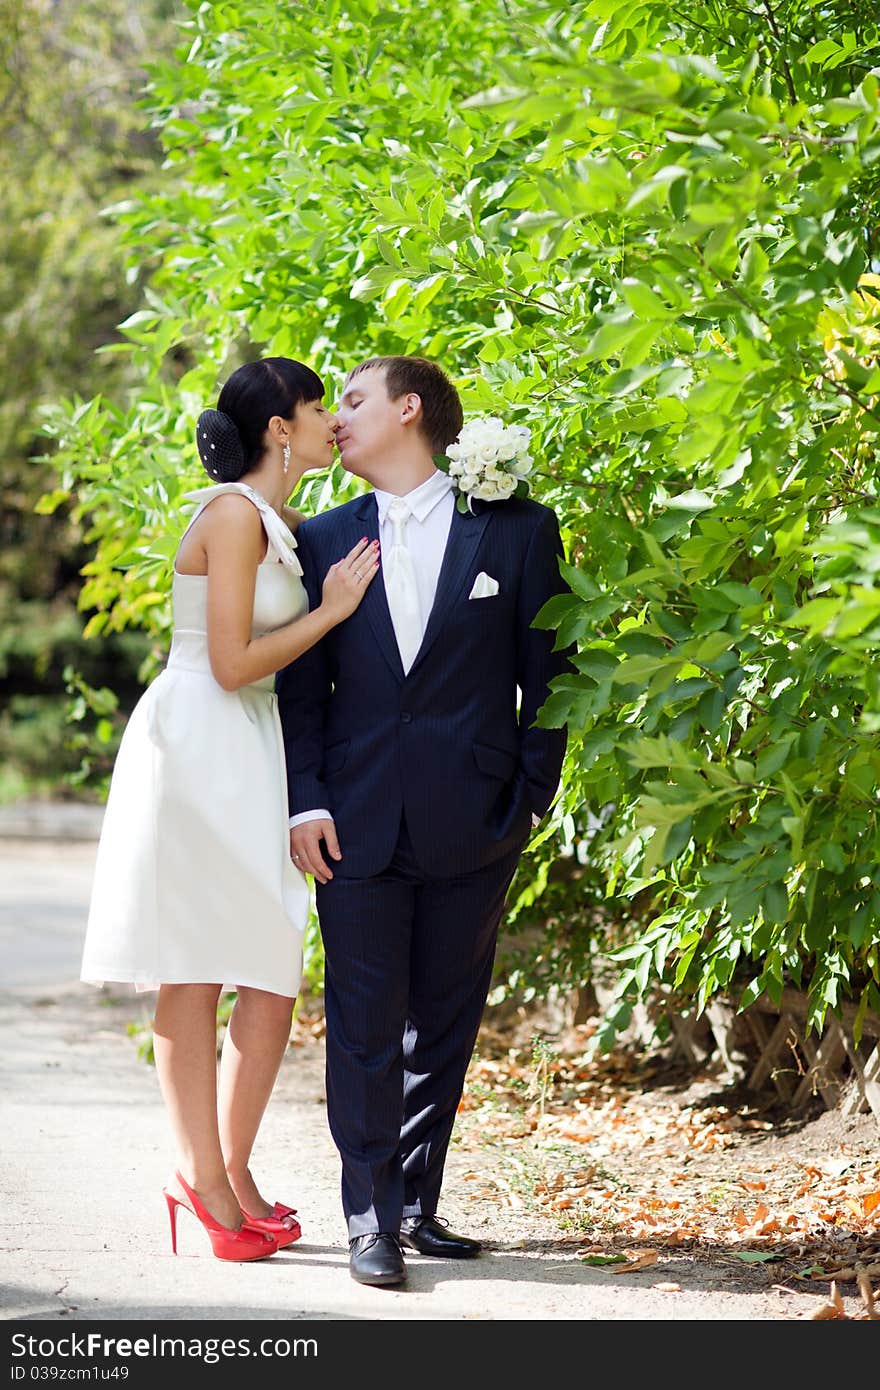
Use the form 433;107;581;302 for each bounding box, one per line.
80;482;310;997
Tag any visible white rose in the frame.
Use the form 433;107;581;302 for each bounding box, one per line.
483;464;507;483
472;479;501;500
460;422;488;444
475;473;519;501
467;422;494;450
497;438;523;463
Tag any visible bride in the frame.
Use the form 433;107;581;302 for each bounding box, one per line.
80;357;379;1260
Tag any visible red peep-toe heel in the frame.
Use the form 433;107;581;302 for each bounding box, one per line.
240;1200;302;1249
164;1171;278;1261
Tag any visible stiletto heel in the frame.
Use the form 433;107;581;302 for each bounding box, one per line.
240;1200;302;1249
165;1191;179;1254
163;1171;278;1261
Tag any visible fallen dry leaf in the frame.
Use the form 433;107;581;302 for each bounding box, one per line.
809;1282;848;1320
809;1259;880;1283
610;1249;659;1273
856;1265;879;1320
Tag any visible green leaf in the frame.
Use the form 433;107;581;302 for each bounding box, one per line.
559;560;601;602
804;39;841;65
619;278;670;320
763;882;789;924
786;598;842;634
666;490;715;512
756;736;796;781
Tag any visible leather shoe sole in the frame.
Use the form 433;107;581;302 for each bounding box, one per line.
349;1233;407;1287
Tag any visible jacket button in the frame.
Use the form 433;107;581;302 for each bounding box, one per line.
400;712;413;723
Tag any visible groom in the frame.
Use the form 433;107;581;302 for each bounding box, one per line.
277;356;568;1286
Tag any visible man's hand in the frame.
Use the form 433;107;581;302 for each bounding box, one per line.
290;818;341;884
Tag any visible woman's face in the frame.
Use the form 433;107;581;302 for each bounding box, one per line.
289;397;337;472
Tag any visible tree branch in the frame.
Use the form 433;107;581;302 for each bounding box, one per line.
762;0;798;105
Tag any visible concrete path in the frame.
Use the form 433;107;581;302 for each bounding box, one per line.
0;809;825;1327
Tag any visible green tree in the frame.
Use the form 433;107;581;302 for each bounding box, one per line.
0;0;179;798
48;0;880;1038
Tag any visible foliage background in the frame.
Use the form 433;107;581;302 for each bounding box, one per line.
0;0;180;800
33;0;880;1038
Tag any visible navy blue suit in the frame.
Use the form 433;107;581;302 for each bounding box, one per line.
277;490;568;1235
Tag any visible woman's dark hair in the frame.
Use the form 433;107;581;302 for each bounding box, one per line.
196;357;324;481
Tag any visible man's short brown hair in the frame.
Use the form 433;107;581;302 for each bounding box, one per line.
347;356;464;454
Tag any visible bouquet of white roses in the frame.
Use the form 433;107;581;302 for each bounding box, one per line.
437;416;533;512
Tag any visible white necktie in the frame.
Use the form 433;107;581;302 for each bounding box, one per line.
384;497;422;673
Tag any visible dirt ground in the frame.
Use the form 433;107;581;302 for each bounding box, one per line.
439;1007;880;1321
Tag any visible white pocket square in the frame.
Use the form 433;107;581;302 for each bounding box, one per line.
469;572;500;599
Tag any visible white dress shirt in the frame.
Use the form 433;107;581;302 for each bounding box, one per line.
289;472;454;829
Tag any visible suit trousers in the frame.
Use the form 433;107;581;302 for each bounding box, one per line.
316;816;525;1237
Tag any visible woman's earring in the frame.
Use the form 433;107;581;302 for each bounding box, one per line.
282;441;291;475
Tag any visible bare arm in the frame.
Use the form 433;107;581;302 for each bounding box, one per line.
202;495;378;692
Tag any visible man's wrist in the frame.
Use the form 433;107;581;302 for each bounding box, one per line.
289;809;333;829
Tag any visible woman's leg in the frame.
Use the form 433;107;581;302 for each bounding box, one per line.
218;986;295;1216
153;982;243;1229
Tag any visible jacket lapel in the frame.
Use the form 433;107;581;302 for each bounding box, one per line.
410;503;492;674
350;493;405;681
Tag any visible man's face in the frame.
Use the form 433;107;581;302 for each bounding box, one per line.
334;367;407;475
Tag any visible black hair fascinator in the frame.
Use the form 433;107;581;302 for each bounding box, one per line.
196;409;246;481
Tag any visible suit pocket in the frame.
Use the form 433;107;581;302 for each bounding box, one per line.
323;738;350;776
473;741;517;782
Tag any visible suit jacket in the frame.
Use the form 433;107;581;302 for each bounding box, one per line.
276;491;569;878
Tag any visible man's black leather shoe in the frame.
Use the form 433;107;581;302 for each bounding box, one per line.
399;1216;482;1258
349;1233;407;1286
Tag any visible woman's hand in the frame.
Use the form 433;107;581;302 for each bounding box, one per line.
320;537;380;622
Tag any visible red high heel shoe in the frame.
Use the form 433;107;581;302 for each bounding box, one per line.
240;1201;302;1248
164;1171;278;1261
